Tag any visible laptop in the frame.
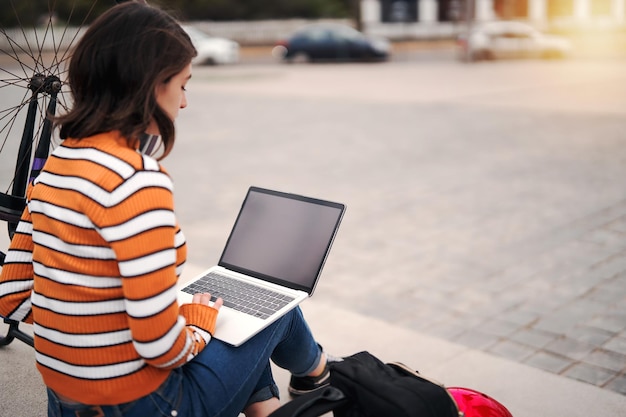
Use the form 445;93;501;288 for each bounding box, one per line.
178;186;346;346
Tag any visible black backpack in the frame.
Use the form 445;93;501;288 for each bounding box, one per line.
270;351;460;417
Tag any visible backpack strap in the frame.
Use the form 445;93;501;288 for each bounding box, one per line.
269;386;349;417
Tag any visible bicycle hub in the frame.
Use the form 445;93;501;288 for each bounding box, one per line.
28;73;62;96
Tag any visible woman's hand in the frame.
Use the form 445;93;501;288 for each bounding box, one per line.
191;292;223;310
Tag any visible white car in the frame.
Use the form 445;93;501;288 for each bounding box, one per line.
458;21;572;61
182;25;240;65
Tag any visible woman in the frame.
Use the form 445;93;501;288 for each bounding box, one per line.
0;2;334;417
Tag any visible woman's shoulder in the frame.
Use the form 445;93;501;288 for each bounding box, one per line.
61;132;167;175
54;132;172;196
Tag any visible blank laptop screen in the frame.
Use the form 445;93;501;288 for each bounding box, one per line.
218;187;344;293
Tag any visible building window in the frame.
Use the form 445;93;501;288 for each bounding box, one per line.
381;0;419;22
438;0;463;22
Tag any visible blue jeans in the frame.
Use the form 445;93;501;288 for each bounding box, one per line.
47;307;321;417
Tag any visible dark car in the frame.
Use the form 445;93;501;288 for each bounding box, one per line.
273;23;391;63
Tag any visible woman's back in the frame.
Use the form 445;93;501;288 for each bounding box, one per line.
27;131;190;404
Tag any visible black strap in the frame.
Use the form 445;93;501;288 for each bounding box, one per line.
269;386;350;417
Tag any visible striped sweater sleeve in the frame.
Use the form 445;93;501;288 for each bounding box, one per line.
0;187;35;323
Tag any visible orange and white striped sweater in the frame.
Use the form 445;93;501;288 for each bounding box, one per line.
0;131;218;405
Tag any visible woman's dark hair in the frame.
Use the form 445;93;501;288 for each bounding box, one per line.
55;1;197;159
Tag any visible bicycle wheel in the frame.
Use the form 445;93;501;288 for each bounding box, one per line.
0;0;119;346
0;1;117;232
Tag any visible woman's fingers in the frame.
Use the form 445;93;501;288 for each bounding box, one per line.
191;292;223;310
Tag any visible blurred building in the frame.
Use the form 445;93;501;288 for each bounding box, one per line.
362;0;626;38
183;1;626;46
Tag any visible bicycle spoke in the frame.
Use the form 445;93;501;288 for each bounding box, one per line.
0;30;38;84
0;88;31;153
51;1;99;73
6;2;40;80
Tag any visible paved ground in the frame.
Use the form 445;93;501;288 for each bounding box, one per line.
1;44;626;415
169;52;626;396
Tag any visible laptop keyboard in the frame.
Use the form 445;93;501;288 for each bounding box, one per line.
181;272;295;320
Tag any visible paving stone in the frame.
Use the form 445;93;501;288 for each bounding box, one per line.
563;363;617;386
606;215;626;234
524;351;574;374
585;313;626;334
584;287;626;304
600;273;626;295
415;321;467;339
478;318;521;338
557;299;609;318
603;336;626;356
587;253;626;283
510;327;559;350
534;314;585;334
517;301;560;316
545;337;598;361
566;325;616;346
445;314;490;330
452;330;501;351
582;349;626;374
496;308;540;327
604;373;626;395
580;228;626;250
534;300;609;335
566;269;616;292
488;340;536;362
460;302;515;321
